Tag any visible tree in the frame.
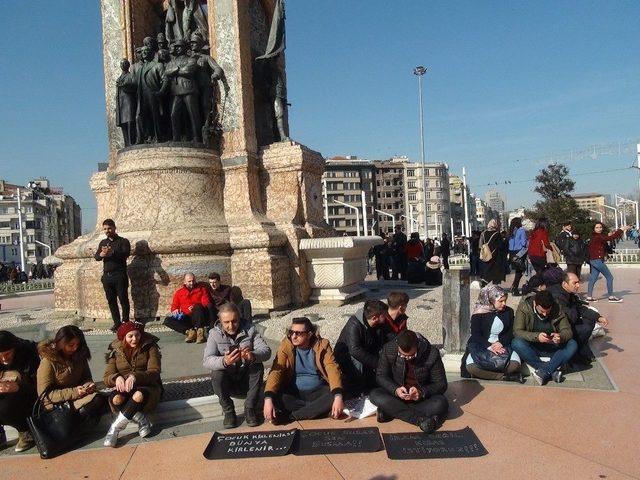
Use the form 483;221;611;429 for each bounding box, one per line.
534;163;575;200
526;163;592;238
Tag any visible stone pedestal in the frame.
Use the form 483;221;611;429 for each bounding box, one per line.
299;236;382;306
441;265;471;353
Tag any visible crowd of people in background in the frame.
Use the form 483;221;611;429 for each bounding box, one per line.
0;262;55;284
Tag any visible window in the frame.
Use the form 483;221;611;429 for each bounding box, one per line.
407;181;416;189
424;180;429;188
437;204;442;211
427;204;432;211
436;191;442;199
407;169;415;177
408;193;417;201
425;191;431;199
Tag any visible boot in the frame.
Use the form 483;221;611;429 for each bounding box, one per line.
103;412;129;447
196;328;206;344
14;431;35;453
223;410;238;429
184;329;196;343
132;411;153;438
244;408;261;427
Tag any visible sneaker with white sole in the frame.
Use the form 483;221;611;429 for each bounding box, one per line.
551;370;563;383
608;296;623;303
532;369;548;386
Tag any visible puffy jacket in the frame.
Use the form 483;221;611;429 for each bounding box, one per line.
202;319;271;371
513;296;573;343
37;341;93;408
334;309;385;393
376;335;447;399
264;335;342;398
103;333;163;413
170;284;211;312
588;230;622;261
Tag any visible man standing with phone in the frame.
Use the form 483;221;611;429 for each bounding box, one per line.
94;219;131;332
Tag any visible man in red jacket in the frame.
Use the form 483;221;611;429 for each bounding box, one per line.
163;273;212;343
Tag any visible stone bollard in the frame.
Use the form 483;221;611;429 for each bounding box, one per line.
441;265;471;354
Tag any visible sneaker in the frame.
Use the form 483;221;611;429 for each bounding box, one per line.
503;373;525;384
14;431;35;453
223;411;238;429
585;297;597;302
417;416;437;434
532;369;548;386
376;409;393;423
551;371;563;383
244;408;261;427
608;296;623;303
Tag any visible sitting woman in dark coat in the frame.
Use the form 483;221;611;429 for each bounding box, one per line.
461;285;523;382
424;256;443;286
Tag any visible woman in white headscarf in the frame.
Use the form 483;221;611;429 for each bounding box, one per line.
461;285;523;382
479;219;506;286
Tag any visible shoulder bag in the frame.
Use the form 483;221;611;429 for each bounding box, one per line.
27;388;80;459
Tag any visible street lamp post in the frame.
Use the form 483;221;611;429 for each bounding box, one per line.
334;199;361;236
15;188;26;272
322;178;329;224
602;204;619;229
588;209;603;221
413;65;428;240
462;167;470;237
360;191;368;237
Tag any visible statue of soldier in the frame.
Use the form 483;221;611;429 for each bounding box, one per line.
189;33;224;144
135;38;166;144
163;40;202;143
116;59;137;146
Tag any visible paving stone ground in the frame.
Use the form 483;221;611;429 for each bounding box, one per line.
0;267;638;479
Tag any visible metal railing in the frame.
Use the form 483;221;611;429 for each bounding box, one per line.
446;250;640;267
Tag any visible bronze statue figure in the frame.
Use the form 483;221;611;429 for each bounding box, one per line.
135;38;165;144
116;59;137;146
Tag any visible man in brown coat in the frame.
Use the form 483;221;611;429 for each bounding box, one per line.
263;317;343;423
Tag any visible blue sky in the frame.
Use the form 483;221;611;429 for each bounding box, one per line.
2;1;639;231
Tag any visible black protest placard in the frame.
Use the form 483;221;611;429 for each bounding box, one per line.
382;427;488;460
292;427;382;456
203;429;297;460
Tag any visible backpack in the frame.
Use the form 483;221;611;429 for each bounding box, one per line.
479;232;498;262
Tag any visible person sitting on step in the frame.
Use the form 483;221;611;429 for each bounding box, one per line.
263;317;343;424
370;329;449;433
382;291;409;342
103;321;162;447
512;290;577;385
203;302;271;429
164;273;212;343
0;331;40;452
461;285;524;382
334;300;388;398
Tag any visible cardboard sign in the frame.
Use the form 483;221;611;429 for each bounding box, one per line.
292;427;382;456
382;427;488;460
203;429;297;460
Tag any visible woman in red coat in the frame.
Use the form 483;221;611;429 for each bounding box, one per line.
527;218;552;274
586;222;629;302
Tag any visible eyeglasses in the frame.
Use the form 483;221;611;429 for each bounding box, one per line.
288;330;308;337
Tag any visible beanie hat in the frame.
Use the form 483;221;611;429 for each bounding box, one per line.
0;331;19;352
117;321;144;341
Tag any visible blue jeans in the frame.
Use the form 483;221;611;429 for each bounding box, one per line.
511;337;578;379
588;259;614;297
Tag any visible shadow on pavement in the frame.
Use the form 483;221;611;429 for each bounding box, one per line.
445;379;484;420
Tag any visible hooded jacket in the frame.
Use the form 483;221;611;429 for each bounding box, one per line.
264;334;342;398
103;333;162;413
36;340;93;408
513;296;573;343
202;319;271;371
376;335;447;400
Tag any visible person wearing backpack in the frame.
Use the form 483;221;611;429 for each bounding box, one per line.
479;219;505;286
527;218;552;275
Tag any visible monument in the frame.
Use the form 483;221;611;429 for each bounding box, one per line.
54;0;379;324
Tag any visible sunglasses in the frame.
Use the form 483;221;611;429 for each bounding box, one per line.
288;330;309;337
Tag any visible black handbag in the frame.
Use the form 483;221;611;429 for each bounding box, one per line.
27;388;80;459
468;343;511;372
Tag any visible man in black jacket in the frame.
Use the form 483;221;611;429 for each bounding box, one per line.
0;331;39;452
94;219;131;331
549;272;608;364
334;300;387;397
370;330;448;433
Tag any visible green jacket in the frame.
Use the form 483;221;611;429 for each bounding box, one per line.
514;296;573;343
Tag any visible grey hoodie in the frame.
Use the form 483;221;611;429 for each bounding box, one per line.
202;319;271;371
